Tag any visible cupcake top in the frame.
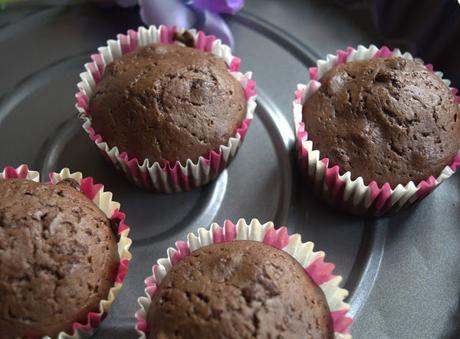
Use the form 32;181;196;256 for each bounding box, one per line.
147;240;333;339
0;179;118;338
90;43;247;165
302;57;460;187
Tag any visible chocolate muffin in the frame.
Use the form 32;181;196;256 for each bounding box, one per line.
90;43;247;165
147;241;333;339
0;179;118;339
303;57;460;187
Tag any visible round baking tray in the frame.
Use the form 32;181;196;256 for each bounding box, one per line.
0;2;458;338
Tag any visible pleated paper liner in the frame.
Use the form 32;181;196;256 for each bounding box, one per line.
135;219;352;339
293;45;460;216
1;164;132;339
76;25;257;193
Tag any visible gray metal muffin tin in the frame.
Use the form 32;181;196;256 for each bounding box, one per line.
0;1;459;338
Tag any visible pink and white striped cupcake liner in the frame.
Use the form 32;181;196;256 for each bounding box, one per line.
76;25;257;193
135;219;352;339
294;45;460;216
0;165;132;339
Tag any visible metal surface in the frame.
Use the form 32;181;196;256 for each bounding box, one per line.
0;1;458;338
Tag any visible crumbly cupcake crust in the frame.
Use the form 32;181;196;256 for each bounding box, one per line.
303;57;460;187
0;179;118;338
90;43;246;165
147;240;333;339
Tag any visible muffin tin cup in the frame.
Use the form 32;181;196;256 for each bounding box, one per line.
0;164;132;339
293;45;460;216
76;25;257;193
134;218;352;339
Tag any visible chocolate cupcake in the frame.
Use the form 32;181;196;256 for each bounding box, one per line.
148;241;332;338
136;219;352;339
0;166;132;338
294;45;460;215
303;57;460;188
90;43;246;165
77;26;257;192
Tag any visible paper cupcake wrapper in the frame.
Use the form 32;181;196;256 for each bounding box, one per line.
135;219;352;339
76;25;257;193
0;164;132;339
293;45;460;216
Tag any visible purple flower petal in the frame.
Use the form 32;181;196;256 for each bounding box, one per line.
137;0;235;48
139;0;196;28
197;10;234;47
193;0;244;14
